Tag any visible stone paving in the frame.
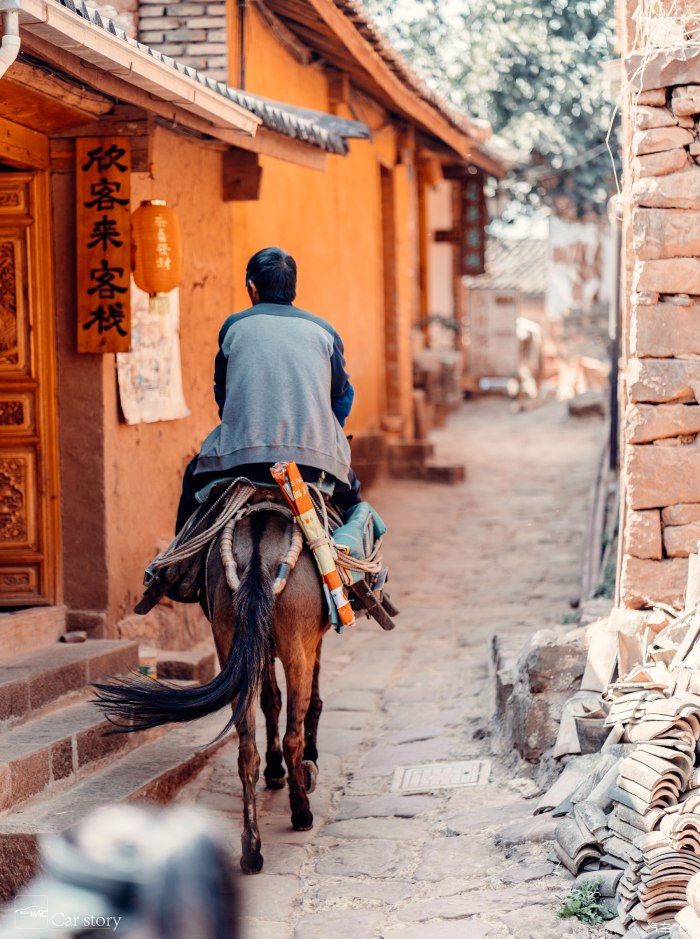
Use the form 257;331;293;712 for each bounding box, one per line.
177;397;605;938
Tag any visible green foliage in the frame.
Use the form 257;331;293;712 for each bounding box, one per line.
558;880;615;925
365;0;618;216
562;609;581;625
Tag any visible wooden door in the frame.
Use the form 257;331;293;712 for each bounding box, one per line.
0;171;61;606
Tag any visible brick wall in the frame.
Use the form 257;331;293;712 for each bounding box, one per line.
620;72;700;609
137;0;229;81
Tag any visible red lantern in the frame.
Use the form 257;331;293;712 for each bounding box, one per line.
131;200;182;313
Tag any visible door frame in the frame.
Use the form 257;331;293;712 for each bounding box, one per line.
0;119;62;606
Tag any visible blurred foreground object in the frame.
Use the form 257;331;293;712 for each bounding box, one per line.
0;805;238;938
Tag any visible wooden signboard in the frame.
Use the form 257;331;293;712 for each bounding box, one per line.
459;169;487;277
76;137;131;353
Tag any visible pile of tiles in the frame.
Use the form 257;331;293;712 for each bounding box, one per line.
676;871;700;937
549;552;700;936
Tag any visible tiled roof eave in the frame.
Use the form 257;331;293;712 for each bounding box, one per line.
21;0;370;154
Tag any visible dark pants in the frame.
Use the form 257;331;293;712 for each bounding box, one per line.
176;457;362;533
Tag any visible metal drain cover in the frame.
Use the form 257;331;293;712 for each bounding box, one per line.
392;759;491;793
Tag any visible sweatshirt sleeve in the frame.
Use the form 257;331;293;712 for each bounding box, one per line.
330;332;354;428
213;318;232;418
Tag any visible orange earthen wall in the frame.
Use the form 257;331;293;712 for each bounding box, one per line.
101;14;422;626
103;125;231;624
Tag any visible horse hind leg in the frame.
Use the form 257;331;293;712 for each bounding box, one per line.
260;653;285;789
235;702;264;873
281;649;316;831
302;644;322;794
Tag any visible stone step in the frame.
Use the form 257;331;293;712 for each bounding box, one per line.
0;606;67;661
0;712;233;901
0;639;139;729
0;699;163;814
424;460;466;485
155;640;217;683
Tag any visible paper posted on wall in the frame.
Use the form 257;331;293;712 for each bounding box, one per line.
116;282;189;425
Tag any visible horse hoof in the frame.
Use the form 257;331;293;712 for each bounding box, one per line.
292;808;314;831
264;773;286;790
240;852;264;874
302;760;318;794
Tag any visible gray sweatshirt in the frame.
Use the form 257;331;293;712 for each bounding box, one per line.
195;302;355;483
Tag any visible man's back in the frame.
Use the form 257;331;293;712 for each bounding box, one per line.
195;303;353;484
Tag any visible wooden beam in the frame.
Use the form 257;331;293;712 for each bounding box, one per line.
284;0;479;161
222;149;263;200
234;126;328;170
8;57;112;118
0;116;49;169
252;0;313;64
327;68;351;111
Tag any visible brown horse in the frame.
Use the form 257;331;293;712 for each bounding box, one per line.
94;509;327;874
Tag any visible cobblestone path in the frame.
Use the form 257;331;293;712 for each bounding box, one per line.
177;398;604;938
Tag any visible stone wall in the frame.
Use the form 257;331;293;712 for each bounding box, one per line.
620;70;700;609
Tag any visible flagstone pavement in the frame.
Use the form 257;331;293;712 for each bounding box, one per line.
177;397;605;938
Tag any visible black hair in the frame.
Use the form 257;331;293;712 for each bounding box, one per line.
245;246;297;303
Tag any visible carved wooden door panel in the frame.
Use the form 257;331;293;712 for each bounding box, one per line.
0;172;60;606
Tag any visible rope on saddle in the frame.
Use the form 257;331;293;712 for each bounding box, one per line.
306;483;385;586
154;478;384;603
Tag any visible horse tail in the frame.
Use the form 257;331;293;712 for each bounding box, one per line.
93;519;274;736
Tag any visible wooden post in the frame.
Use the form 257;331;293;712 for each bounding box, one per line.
75;137;131;353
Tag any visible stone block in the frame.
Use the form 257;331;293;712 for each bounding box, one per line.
626;48;700;92
135;15;179;28
632;148;688;178
424;461;466;484
663;503;700;525
638;89;667;106
0;679;29;723
620;555;688;608
672;85;700;117
664;522;700;557
626;403;700;443
184;41;226;53
521;629;586;694
634;257;700;295
632;126;693;156
628;357;700;404
633;105;677;130
29;661;86;710
163;28;207;40
633;169;700;209
632;303;700;356
633;210;700;261
507;628;586;763
174;14;218;26
76;723;129;767
51;739;74;782
626;444;700;509
625;508;663;559
9;751;50;805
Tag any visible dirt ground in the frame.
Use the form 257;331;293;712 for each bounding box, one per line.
177;397;605;938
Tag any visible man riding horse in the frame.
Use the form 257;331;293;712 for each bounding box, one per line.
176;246;363;531
94;247;394;874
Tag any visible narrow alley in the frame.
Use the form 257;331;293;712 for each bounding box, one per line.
178;398;605;938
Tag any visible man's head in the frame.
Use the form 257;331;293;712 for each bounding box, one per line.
245;247;297;305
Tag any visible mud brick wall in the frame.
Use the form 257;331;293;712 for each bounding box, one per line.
620;79;700;609
137;0;228;81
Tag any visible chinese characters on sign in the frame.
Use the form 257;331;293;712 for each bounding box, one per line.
76;138;131;353
460;169;486;277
